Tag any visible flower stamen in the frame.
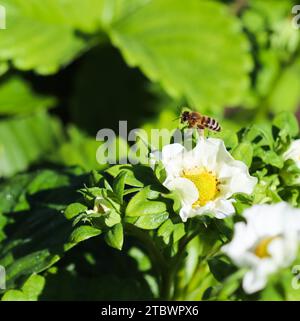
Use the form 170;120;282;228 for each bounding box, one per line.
254;237;277;258
182;167;220;207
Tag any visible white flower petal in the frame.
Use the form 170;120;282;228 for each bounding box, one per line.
179;205;193;222
161;143;185;163
223;203;300;294
164;177;199;207
218;161;257;197
189;202;215;217
213;199;236;219
269;235;298;267
222;222;257;265
159;138;257;220
190;137;222;169
161;143;186;177
243;269;268;294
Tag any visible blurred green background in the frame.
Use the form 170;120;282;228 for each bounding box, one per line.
0;0;299;300
0;0;299;178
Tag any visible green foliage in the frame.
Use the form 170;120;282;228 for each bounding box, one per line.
126;186;167;217
0;77;63;177
0;77;56;115
231;142;254;167
241;0;300;116
0;0;300;302
2;274;45;301
0;111;63;177
0;167;88;292
64;202;88;220
0;0;105;74
108;0;251;111
70;225;102;243
104;223;124;250
51;126;107;171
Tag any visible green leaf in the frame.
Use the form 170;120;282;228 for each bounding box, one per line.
157;219;185;244
109;0;252;110
256;149;284;168
21;274;45;301
64;203;87;220
270;60;300;114
0;77;56;115
113;171;127;204
125;186;169;229
126;186;167;217
0;0;105;74
216;269;246;300
52;125;108;172
280;160;300;187
242;124;274;148
134;212;169;230
0;214;8;242
81;187;103;201
1;290;27;301
107;165;144;187
273;112;299;138
103;210;121;228
253;173;282;204
232;142;254;167
0;112;63;178
69;225;102;243
208;256;236;283
0;167;88;291
107;164;161;188
2;274;45;301
104;223;124;250
157;219;174;244
173;223;185;243
211;129;239;150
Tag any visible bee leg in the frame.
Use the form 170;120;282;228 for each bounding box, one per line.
197;127;205;138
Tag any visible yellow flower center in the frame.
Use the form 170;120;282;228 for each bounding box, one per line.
254;237;276;259
182;167;219;207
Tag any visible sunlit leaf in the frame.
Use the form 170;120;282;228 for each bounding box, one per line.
0;0;105;74
109;0;252;111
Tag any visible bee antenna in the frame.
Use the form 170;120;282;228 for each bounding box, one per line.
173;116;181;121
176;105;183;113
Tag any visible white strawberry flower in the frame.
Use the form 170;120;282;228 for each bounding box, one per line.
151;138;257;221
283;139;300;168
222;203;300;294
86;196;110;215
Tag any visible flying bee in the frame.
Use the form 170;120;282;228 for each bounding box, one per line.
180;111;221;133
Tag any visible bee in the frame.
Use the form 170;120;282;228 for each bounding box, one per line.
180;111;221;133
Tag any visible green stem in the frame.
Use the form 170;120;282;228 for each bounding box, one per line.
124;223;170;299
167;229;202;300
125;223;168;272
125;222;203;300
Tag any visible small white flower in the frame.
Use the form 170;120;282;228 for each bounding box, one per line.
151;138;257;221
223;203;300;294
86;196;110;215
283;139;300;168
